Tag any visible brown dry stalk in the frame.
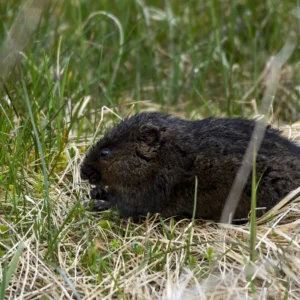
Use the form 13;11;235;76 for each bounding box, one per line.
0;0;49;81
220;31;298;224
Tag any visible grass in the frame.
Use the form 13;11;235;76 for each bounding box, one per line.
1;0;300;298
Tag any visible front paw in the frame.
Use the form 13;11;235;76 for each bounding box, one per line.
84;199;112;212
92;199;112;211
90;186;109;200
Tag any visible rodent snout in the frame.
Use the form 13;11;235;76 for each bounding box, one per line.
80;163;101;185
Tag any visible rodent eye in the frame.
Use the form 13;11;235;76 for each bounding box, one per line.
100;148;111;158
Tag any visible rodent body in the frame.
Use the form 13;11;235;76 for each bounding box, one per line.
80;112;300;221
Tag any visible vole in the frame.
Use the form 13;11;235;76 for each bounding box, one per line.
80;112;300;221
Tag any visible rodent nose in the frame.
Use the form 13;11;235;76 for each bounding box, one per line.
80;166;89;181
80;164;101;185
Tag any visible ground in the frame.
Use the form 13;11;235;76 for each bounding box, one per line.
0;0;300;299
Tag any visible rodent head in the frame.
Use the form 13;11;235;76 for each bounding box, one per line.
80;113;169;189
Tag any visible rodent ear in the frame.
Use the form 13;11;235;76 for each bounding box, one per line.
139;124;161;146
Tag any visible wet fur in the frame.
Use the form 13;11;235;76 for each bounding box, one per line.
80;112;300;221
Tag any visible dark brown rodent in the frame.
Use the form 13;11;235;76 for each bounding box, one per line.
80;112;300;221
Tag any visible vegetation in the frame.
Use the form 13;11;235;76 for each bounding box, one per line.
0;0;300;298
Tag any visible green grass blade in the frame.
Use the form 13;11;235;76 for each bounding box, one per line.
0;242;25;299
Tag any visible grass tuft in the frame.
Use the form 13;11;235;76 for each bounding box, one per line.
1;0;300;299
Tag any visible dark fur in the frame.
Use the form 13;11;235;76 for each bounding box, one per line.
80;112;300;221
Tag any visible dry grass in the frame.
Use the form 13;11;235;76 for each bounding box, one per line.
1;1;300;299
1;114;300;300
